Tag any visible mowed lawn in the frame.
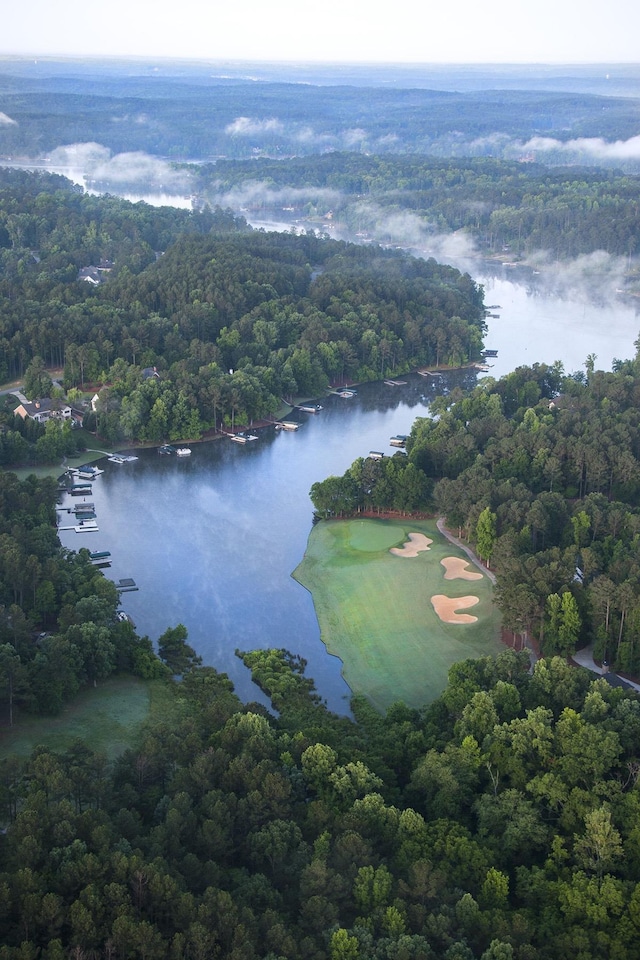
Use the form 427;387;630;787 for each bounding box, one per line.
0;676;170;760
293;518;503;712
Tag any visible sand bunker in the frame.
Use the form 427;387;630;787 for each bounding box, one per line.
389;532;433;557
441;557;484;581
431;595;480;623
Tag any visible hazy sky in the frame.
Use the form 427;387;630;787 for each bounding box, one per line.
3;0;640;63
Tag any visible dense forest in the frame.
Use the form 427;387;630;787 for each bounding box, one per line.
2;639;640;960
311;355;640;677
0;167;485;457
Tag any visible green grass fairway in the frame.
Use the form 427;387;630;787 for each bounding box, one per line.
293;518;503;712
0;676;170;760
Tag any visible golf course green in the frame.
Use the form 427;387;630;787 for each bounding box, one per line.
293;518;503;711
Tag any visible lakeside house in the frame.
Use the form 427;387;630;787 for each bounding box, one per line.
14;398;73;424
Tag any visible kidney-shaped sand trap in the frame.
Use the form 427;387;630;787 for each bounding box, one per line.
440;557;484;581
389;532;433;557
431;594;480;623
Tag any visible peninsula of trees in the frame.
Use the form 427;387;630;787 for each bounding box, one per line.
0;167;485;458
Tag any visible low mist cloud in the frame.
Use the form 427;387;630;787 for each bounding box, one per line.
225;117;285;136
345;201;479;266
523;134;640;162
223;115;371;152
43;143;192;192
205;178;341;212
527;249;633;303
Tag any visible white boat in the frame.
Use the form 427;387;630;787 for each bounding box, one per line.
176;447;192;457
298;403;323;413
73;465;104;479
278;421;299;431
337;390;356;398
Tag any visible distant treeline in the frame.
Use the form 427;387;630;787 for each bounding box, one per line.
2;68;640;159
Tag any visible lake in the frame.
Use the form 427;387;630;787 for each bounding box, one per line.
58;372;476;712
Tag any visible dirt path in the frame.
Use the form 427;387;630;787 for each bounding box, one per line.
436;518;496;585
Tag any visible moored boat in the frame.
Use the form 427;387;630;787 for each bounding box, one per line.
176;447;192;457
108;454;138;463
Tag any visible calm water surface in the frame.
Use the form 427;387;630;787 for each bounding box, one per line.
58;374;476;710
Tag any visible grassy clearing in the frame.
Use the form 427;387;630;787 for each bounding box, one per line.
293;518;503;712
0;676;172;760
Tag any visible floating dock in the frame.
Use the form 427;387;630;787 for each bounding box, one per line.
116;578;139;592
